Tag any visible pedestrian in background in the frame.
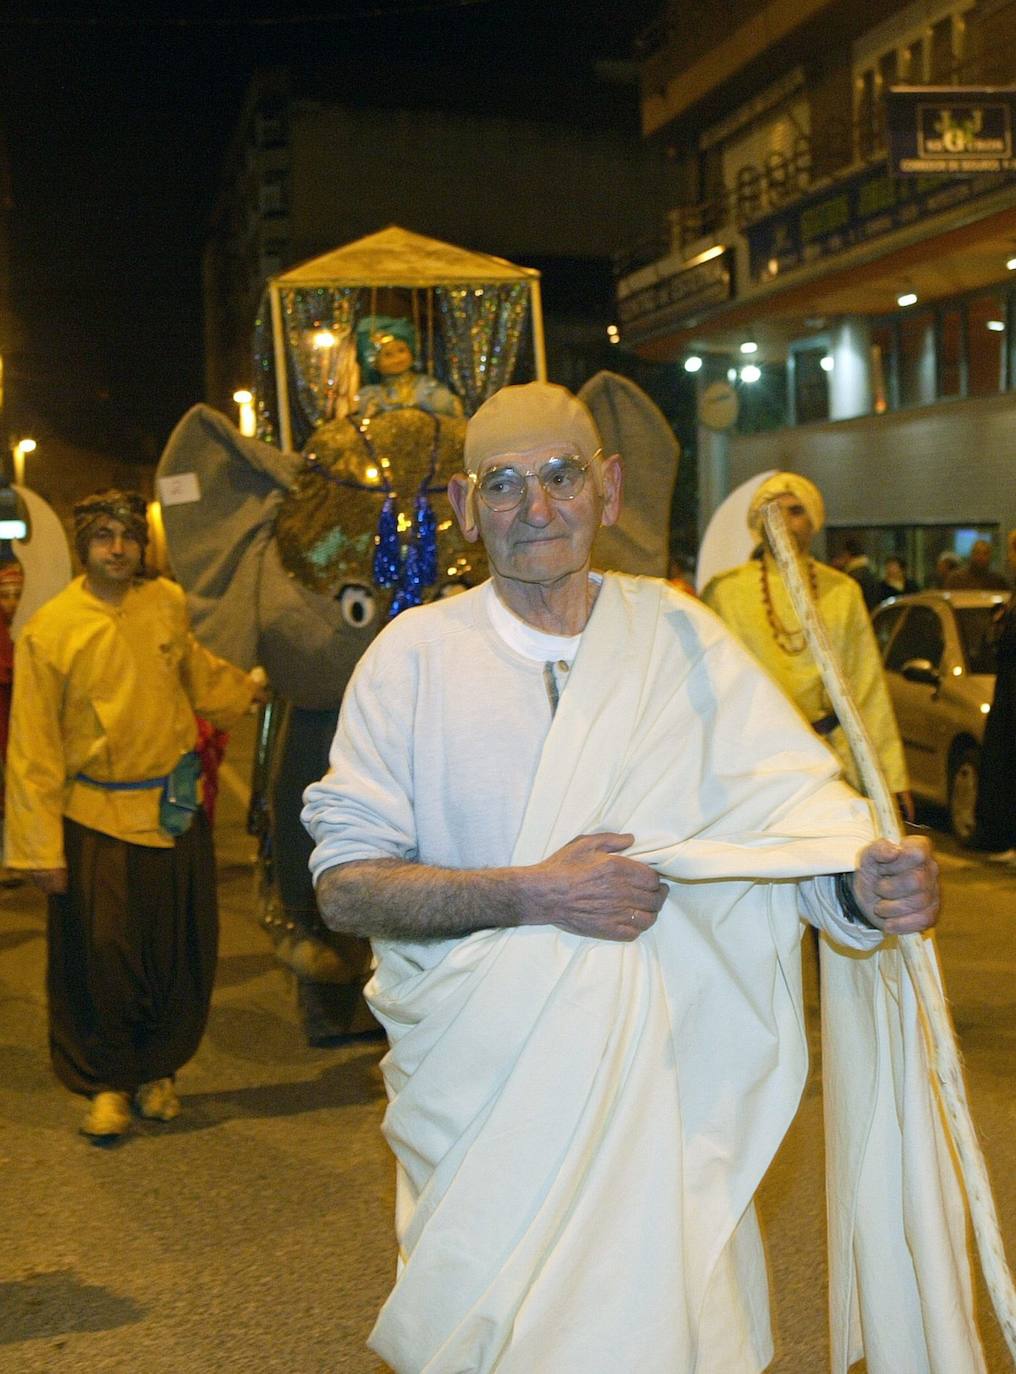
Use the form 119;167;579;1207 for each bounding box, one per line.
974;529;1016;864
834;534;881;609
877;553;919;602
703;473;914;822
945;537;1010;591
927;549;961;588
4;490;267;1142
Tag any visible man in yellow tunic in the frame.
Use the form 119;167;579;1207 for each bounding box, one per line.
5;490;267;1141
702;472;913;821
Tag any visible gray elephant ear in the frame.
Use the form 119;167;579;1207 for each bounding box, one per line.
581;371;680;578
156;404;302;668
256;540;379;710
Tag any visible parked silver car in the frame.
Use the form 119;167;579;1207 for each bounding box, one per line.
872;590;1006;843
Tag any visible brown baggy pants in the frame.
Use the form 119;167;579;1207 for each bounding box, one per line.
47;814;218;1096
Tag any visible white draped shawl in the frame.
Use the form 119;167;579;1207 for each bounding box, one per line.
362;575;984;1374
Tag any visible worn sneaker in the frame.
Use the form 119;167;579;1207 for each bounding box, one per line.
80;1091;132;1140
134;1078;181;1122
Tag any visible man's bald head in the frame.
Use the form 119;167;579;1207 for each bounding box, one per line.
464;383;603;474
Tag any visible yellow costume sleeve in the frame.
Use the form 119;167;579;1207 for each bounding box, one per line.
5;631;71;870
838;580;910;794
179;630;255;729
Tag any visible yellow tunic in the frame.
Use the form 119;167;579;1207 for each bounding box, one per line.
5;576;254;868
702;555;909;794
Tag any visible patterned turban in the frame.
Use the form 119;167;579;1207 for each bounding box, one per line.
747;472;825;536
355;315;418;382
73;489;149;564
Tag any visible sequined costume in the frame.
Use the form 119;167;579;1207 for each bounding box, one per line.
357;369;463;420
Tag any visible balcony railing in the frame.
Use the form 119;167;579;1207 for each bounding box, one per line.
618;105;901;278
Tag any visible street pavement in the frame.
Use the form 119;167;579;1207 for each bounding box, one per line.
1;715;1014;1372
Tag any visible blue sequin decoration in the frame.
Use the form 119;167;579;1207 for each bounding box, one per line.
413;491;438;587
373;495;400;587
389;542;421;617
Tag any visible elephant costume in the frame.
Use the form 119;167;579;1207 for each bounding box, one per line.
157;375;677;1042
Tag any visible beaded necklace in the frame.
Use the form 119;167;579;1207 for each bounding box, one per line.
758;553;818;654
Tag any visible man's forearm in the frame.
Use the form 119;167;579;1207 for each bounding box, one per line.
315;858;530;941
314;833;669;944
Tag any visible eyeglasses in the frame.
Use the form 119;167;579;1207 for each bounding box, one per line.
471;452;599;513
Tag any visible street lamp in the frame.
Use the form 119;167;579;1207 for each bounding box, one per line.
12;437;36;486
232;390;256;438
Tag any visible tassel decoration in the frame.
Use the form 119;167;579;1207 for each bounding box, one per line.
414;490;438;588
373;495;400;587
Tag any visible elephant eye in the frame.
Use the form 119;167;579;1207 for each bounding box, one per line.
336;584;378;627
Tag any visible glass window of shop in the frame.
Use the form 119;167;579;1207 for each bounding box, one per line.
791;344;830;424
897;310;936;407
966;292;1007;396
869;284;1013;410
735;361;789;434
870;322;896;413
937;305;964;398
824;524;1000;591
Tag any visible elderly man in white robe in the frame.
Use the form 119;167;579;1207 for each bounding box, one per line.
302;383;984;1374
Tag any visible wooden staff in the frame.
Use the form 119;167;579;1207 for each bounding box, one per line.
762;499;1016;1363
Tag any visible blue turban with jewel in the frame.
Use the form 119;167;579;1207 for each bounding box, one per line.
355;315;418;383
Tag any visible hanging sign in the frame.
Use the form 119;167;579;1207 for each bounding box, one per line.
746;157;1008;284
886;86;1016;174
617;251;733;332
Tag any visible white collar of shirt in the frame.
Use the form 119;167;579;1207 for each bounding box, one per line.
483;576;601;664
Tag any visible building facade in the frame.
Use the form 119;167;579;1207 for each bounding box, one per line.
619;0;1016;580
204;69;677;420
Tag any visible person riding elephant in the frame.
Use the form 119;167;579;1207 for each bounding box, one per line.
354;316;464;420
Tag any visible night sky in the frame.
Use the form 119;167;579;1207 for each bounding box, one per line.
1;1;661;462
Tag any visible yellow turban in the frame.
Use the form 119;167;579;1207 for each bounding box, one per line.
747;472;824;535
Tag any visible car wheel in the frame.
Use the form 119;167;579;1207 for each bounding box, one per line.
949;747;980;847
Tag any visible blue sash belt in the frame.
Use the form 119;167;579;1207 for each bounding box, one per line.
74;751;202;837
75;771;168;791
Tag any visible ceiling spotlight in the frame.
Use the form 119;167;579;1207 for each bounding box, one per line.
683;355;703;373
1007;256;1016;271
727;367;738;383
606;324;621;345
820;355;834;372
986;319;1006;332
740;364;761;384
740;339;758;354
897;290;918;307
